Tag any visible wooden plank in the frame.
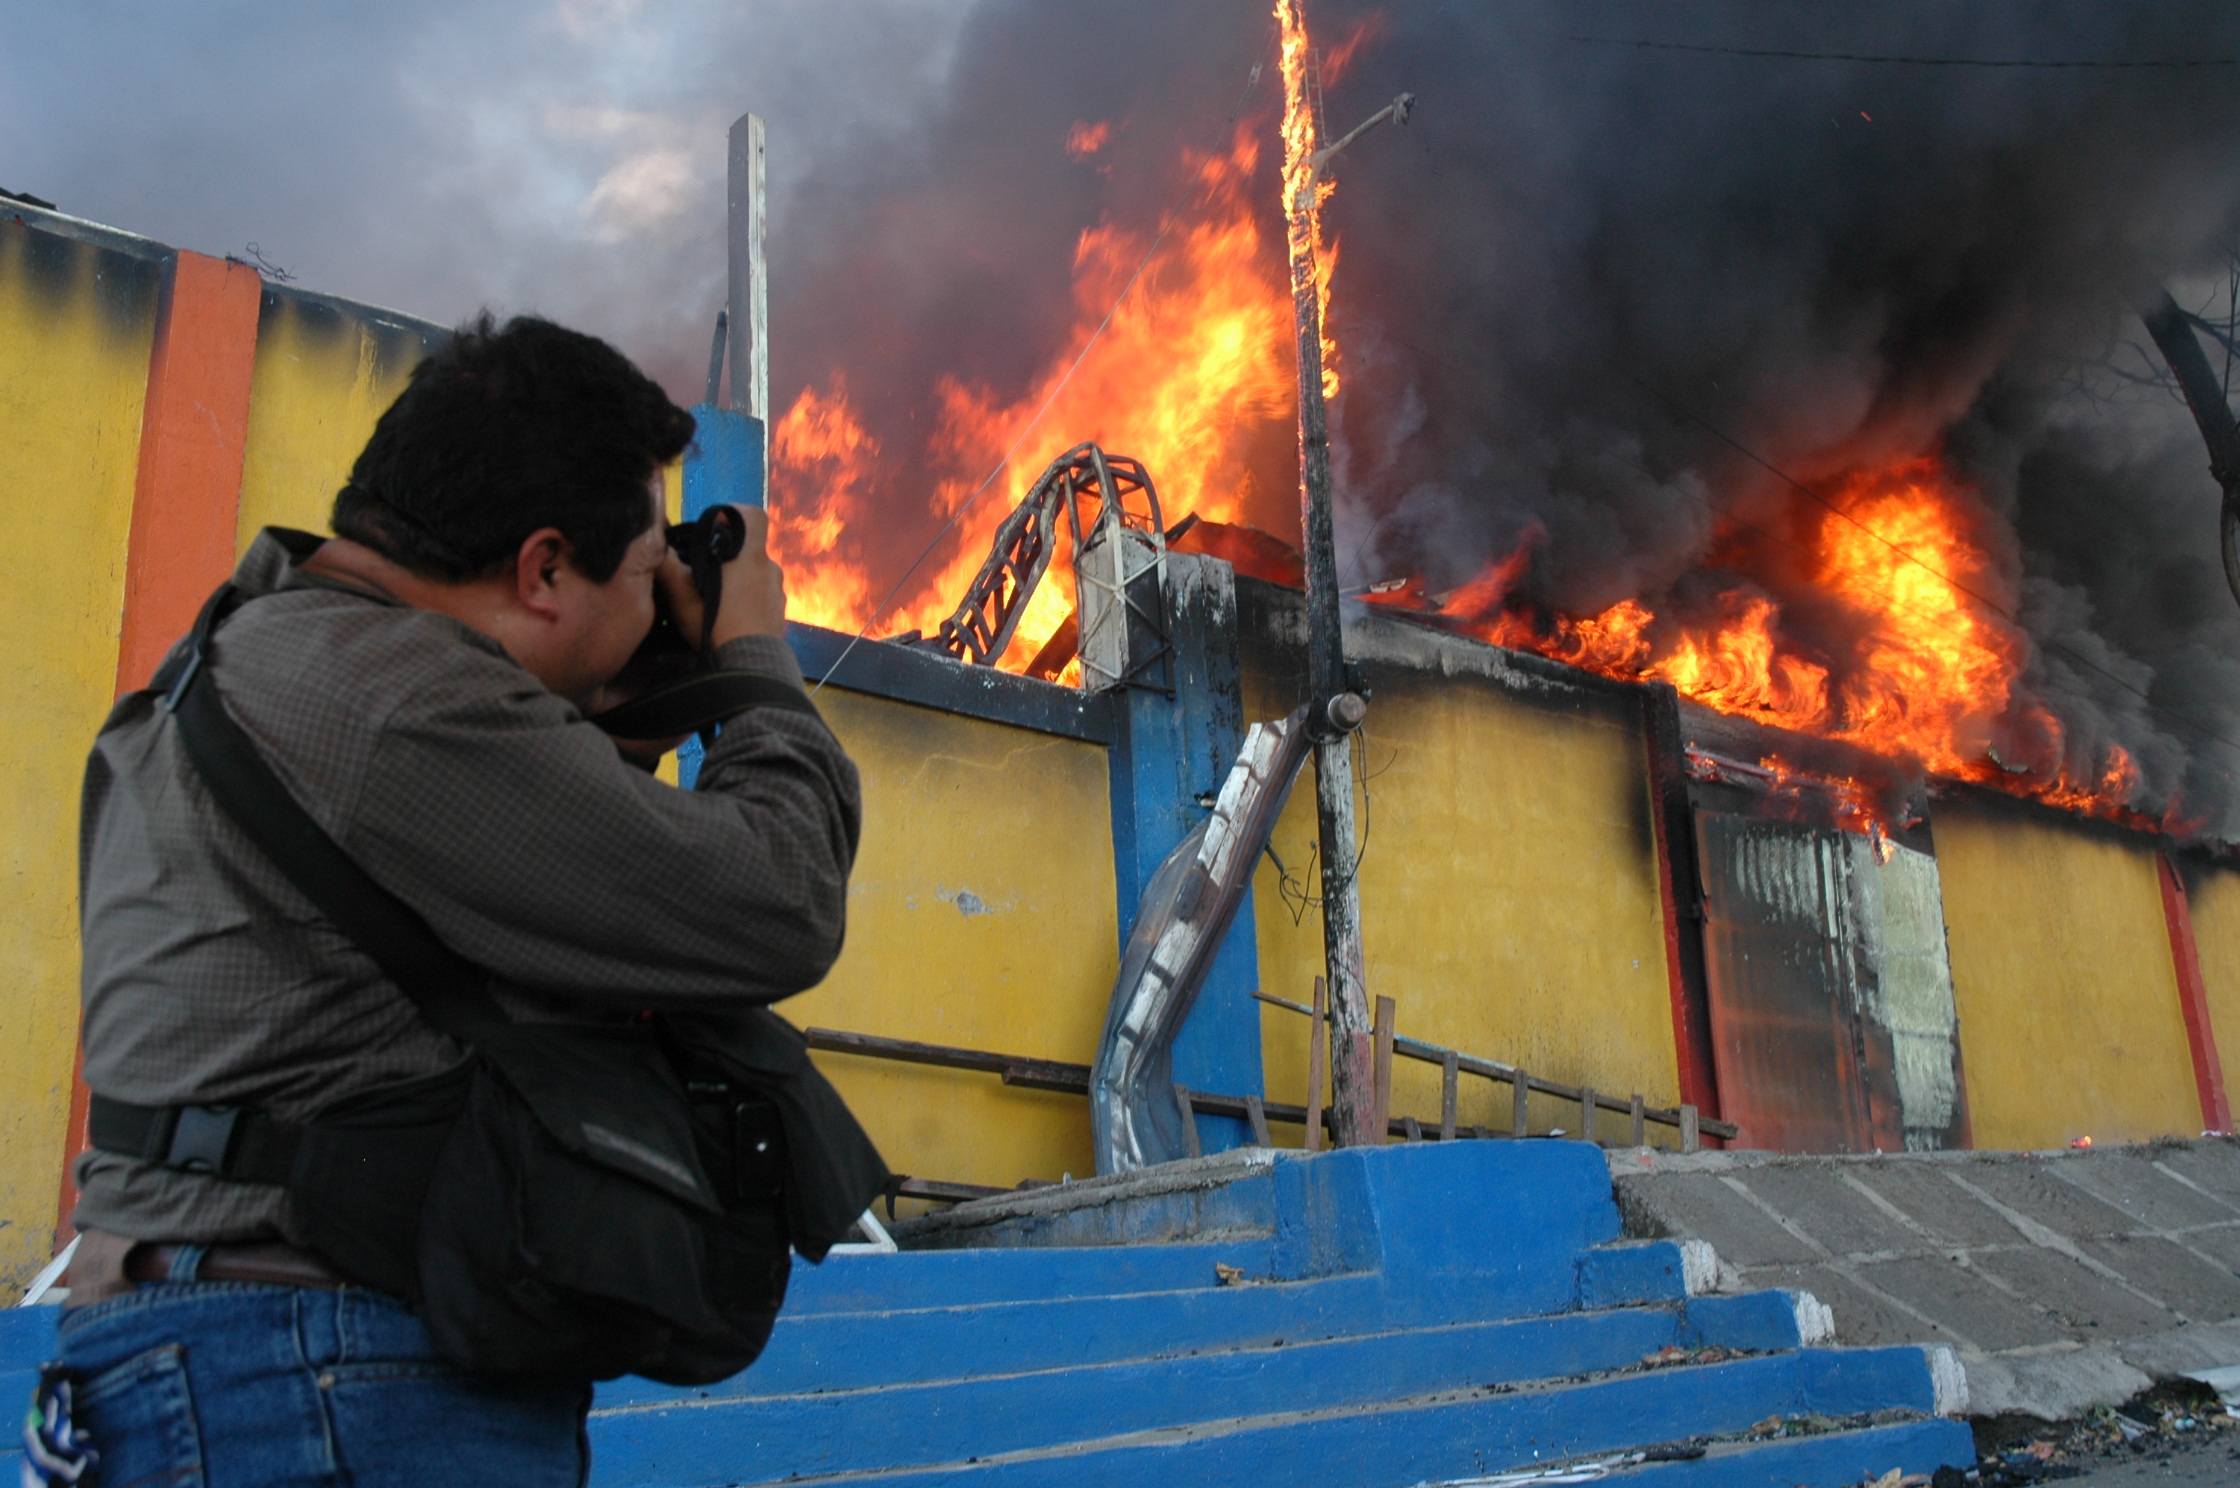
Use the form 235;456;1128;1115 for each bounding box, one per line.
806;1027;1092;1090
1174;1084;1203;1159
1371;995;1396;1147
1440;1050;1459;1142
1579;1085;1597;1145
1513;1065;1532;1138
1244;1094;1273;1148
1680;1103;1700;1154
890;1177;1010;1206
1630;1093;1646;1147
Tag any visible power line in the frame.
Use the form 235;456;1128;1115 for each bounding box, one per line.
1563;35;2240;69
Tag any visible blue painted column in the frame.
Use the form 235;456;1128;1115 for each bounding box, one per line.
1106;552;1267;1153
676;405;765;789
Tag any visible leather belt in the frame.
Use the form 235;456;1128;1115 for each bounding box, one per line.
126;1241;348;1291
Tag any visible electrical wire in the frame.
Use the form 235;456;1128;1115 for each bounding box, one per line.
1563;36;2240;69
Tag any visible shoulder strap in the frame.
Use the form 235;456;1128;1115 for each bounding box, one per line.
163;583;507;1045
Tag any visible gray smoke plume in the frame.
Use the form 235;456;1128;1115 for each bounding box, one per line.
14;1;2240;830
1308;0;2240;834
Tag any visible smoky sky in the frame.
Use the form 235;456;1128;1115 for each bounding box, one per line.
11;1;2240;832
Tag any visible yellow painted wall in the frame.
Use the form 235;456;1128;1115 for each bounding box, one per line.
0;223;161;1286
783;689;1118;1194
2182;860;2240;1093
236;292;439;549
1249;673;1682;1146
1936;796;2198;1149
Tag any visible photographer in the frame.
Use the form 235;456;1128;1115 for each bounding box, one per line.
54;315;861;1486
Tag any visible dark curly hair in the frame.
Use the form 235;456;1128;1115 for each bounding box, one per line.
333;314;695;582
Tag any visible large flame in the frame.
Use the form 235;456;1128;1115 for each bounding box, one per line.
755;12;2151;833
767;124;1297;666
1457;455;2151;824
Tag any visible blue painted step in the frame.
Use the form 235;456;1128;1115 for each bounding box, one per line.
1561;1419;1976;1488
598;1240;1707;1405
588;1291;1814;1483
651;1344;1960;1488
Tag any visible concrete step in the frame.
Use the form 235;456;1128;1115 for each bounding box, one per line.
597;1238;1708;1405
779;1236;1280;1316
1558;1418;1976;1488
592;1293;1815;1478
591;1343;1962;1488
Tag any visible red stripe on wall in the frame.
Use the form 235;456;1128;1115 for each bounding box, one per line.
54;250;263;1250
2159;852;2232;1135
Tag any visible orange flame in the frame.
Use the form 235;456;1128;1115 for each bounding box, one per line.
768;124;1296;667
1456;455;2150;825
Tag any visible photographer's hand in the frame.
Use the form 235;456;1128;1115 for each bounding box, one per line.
655;505;789;652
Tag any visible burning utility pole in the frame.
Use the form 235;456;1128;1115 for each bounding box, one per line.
1275;0;1412;1147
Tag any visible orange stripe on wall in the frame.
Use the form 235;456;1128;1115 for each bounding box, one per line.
53;250;263;1247
2160;852;2232;1135
113;252;265;691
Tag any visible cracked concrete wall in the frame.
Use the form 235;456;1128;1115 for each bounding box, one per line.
1613;1138;2240;1420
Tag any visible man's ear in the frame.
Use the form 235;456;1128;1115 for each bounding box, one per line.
512;527;573;621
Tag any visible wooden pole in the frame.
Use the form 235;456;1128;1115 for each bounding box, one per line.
1440;1050;1459;1142
1512;1067;1531;1138
1304;976;1328;1154
1279;0;1375;1147
1174;1085;1203;1159
1579;1086;1597;1146
725;112;769;469
1371;995;1397;1145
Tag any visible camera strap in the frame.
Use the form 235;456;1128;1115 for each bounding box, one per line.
585;669;822;742
90;582;509;1184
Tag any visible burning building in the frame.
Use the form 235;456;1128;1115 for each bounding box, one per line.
9;1;2240;1301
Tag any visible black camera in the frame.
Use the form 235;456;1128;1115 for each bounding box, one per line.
588;506;751;742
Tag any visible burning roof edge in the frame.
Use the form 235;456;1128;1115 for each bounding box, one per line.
1231;573;2240;864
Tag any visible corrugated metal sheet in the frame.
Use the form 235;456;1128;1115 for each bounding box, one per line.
1695;813;1964;1152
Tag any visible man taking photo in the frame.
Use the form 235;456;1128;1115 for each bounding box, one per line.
50;314;863;1486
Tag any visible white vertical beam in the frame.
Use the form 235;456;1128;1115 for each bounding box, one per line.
726;113;769;426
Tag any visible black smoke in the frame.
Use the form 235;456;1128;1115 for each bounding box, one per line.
17;1;2240;830
1304;1;2240;833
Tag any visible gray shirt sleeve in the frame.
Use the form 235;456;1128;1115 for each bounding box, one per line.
337;631;863;1006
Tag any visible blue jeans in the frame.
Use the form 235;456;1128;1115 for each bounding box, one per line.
53;1249;589;1487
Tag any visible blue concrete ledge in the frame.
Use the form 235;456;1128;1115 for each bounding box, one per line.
589;1295;1818;1482
741;1346;1958;1488
1602;1420;1976;1487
